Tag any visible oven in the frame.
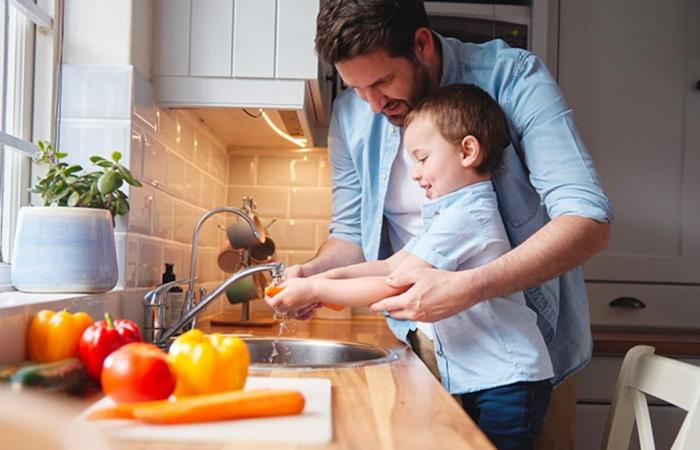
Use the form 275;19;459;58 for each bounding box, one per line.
424;1;560;76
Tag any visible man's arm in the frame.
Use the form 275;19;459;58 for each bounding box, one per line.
286;238;365;278
372;216;609;321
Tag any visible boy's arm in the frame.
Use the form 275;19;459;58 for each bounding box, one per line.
311;250;408;280
266;276;407;313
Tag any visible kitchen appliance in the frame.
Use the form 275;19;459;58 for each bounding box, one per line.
424;1;559;74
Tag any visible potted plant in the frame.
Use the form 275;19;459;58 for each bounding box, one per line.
11;141;142;293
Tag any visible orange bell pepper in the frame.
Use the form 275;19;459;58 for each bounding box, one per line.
27;309;93;363
167;329;249;397
264;285;345;311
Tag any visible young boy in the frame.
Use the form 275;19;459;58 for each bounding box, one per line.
266;84;553;449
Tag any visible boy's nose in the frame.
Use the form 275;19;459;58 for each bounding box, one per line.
411;166;420;181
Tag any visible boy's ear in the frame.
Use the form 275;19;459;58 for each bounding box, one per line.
460;135;482;169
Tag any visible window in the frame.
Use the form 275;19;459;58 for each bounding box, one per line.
0;0;59;288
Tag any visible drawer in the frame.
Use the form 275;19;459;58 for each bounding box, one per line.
575;403;686;450
577;356;700;403
586;282;700;329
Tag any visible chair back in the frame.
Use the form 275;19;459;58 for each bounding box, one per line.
603;345;700;450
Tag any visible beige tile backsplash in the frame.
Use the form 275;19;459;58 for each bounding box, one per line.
227;149;332;268
128;101;332;318
127;108;228;296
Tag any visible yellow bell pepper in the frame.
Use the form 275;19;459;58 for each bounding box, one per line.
27;309;93;363
168;329;249;397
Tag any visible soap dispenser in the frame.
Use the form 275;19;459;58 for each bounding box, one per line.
162;263;185;327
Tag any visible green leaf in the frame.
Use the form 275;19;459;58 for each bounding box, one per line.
96;160;113;168
111;151;121;163
97;170;117;194
64;176;78;185
89;155;106;163
65;164;83;174
67;191;80;206
54;152;68;159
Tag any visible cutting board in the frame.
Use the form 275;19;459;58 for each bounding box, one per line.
80;377;332;445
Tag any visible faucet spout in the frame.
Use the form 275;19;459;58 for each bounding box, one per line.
155;261;285;345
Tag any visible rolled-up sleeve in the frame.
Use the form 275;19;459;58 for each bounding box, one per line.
504;51;613;223
327;104;362;247
404;208;481;271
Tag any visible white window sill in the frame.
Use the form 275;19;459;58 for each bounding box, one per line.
0;290;89;309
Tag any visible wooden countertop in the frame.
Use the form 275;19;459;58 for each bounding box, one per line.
118;314;494;450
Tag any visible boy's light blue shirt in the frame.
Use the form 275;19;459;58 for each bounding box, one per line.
326;36;613;384
404;181;553;393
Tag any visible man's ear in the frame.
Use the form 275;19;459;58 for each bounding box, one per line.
460;135;483;169
413;27;435;62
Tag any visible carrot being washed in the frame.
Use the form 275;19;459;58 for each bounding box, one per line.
87;388;305;424
264;285;345;311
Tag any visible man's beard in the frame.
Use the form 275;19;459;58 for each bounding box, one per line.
382;61;430;127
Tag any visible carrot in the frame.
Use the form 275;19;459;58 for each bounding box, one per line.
265;285;345;311
264;285;284;297
86;398;169;421
131;388;304;424
321;302;345;311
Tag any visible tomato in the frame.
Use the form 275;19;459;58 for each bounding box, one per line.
101;342;176;403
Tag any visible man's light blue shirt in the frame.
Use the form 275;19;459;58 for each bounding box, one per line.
326;35;613;384
404;181;553;393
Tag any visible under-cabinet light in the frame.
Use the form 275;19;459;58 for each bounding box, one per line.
259;110;307;148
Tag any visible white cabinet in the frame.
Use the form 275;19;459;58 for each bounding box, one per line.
559;0;700;285
152;0;320;110
190;0;233;77
233;0;276;78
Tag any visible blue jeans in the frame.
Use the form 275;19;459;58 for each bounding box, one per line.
459;380;552;450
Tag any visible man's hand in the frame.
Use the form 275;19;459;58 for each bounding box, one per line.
284;264;307;280
370;267;481;322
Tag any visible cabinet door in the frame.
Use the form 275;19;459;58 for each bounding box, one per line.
153;0;191;76
233;0;275;78
190;0;234;77
559;0;700;283
276;0;319;79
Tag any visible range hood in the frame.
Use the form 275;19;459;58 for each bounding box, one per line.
160;79;332;149
151;0;331;148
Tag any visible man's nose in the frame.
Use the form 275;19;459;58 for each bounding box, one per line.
360;87;385;113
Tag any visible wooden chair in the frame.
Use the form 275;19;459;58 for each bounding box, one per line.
602;345;700;450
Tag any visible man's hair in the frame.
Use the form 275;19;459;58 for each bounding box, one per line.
404;84;509;175
315;0;430;65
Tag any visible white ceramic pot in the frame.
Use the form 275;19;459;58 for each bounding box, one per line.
11;206;118;293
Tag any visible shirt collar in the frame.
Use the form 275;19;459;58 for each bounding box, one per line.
436;32;461;87
421;180;494;219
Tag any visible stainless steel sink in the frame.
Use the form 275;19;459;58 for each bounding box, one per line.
242;337;399;369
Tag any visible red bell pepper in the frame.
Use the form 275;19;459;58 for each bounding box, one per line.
78;313;142;381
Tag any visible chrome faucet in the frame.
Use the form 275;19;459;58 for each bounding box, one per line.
153;261;285;345
142;206;280;346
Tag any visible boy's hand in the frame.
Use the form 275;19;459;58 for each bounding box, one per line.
264;278;320;316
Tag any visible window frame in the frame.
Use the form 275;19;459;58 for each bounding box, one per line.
0;0;60;289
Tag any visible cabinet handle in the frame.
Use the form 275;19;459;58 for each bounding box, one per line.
609;296;646;309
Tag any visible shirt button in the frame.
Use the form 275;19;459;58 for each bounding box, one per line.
434;210;440;217
437;350;444;358
380;173;387;181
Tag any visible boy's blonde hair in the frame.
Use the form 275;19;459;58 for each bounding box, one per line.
404;84;509;175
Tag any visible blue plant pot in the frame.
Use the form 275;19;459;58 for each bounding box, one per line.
11;206;118;293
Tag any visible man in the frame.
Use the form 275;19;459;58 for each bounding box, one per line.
287;1;612;447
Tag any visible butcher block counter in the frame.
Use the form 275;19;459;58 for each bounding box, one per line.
118;314;494;450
